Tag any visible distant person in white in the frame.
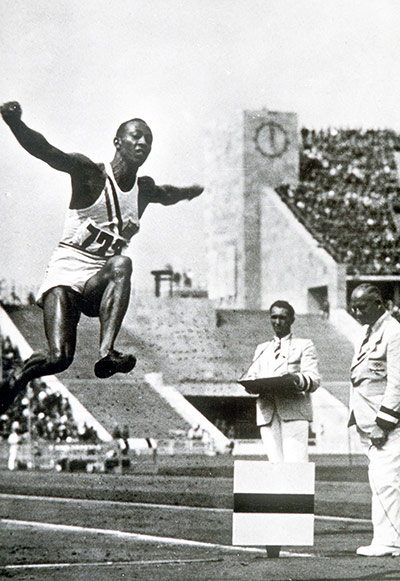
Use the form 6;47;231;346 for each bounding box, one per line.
7;424;20;471
349;283;400;557
246;300;320;462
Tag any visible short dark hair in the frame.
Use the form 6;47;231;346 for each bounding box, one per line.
351;283;383;303
269;300;295;319
116;118;151;140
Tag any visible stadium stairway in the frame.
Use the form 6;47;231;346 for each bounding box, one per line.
6;297;354;440
126;297;353;400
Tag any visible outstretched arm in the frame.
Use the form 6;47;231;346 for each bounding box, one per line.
1;101;79;173
138;176;204;206
153;184;204;205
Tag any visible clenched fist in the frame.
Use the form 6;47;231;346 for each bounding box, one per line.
1;101;22;124
186;185;204;200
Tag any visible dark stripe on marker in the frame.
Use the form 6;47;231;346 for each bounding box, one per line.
233;493;314;514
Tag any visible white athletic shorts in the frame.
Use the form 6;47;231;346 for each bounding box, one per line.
36;244;107;307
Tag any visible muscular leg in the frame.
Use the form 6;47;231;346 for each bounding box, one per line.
0;287;80;413
81;255;136;378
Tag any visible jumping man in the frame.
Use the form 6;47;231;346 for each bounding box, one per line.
0;101;203;412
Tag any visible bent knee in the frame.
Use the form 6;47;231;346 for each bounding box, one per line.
107;255;132;278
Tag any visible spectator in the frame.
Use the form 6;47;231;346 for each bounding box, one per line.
277;127;400;275
183;271;193;288
173;272;182;287
187;424;203;440
227;424;236;440
112;423;122;440
1;336;98;444
7;422;20;470
321;298;330;319
122;424;130;441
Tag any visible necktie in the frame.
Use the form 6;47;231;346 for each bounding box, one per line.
357;326;371;361
274;338;281;359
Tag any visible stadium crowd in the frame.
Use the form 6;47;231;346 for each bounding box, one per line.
0;335;98;443
277;127;400;275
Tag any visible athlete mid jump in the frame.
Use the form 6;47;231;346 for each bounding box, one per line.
0;101;203;413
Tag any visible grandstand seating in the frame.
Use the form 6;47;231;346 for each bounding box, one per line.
0;333;96;443
276;128;400;274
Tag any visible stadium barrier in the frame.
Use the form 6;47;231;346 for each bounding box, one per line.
13;442;119;472
1;435;221;472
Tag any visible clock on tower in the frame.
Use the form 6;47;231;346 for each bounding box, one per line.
254;121;289;158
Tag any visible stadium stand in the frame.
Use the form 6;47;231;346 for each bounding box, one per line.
276;127;400;275
0;333;97;443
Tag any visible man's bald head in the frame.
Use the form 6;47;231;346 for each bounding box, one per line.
350;283;385;326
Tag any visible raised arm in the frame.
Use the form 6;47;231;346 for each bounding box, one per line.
1;101;79;173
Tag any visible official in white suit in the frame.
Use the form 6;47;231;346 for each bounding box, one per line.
246;300;320;462
350;283;400;557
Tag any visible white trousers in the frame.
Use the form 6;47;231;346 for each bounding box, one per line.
259;414;309;462
358;427;400;547
8;445;18;471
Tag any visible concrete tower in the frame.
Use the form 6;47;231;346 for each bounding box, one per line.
205;109;299;309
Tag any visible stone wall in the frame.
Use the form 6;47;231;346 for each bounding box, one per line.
260;186;346;312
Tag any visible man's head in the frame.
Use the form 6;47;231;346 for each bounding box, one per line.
114;119;153;167
269;300;295;338
350;283;386;326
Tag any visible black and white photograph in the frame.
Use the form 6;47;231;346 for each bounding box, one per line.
1;0;400;579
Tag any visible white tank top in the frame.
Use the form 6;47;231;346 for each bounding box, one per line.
59;163;140;259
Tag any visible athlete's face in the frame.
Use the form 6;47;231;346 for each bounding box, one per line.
270;307;294;338
117;121;153;166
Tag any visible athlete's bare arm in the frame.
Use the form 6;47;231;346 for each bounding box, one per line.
1;101;80;172
153;184;204;205
0;101;104;209
137;176;203;217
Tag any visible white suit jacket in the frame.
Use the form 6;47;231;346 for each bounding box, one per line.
246;334;320;425
350;311;400;433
